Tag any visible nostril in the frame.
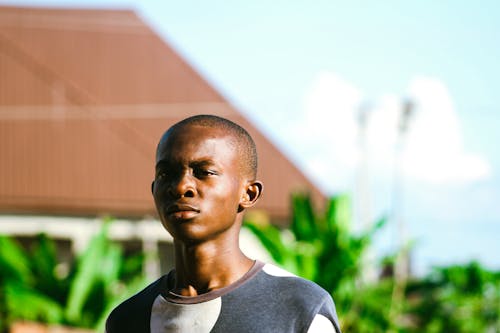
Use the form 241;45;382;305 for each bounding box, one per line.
183;189;195;198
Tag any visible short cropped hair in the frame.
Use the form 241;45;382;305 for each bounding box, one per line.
161;115;258;179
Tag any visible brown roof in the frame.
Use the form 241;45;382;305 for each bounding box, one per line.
0;5;324;220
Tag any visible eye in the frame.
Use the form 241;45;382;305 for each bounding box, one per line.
156;171;167;180
195;169;217;178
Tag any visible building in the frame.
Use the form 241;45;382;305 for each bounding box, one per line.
0;5;325;274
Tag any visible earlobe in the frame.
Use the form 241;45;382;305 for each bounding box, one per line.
239;180;263;210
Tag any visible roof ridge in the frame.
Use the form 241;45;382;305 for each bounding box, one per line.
0;7;147;33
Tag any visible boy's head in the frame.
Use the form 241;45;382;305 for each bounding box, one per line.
152;115;262;242
158;114;258;179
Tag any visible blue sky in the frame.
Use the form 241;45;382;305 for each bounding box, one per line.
3;0;499;274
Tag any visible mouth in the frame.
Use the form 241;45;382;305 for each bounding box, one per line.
166;204;200;219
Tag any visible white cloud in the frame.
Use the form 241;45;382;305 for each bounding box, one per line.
285;72;363;192
284;72;491;193
402;76;491;183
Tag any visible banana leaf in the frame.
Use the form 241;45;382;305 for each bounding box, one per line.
65;223;111;324
5;282;64;324
291;193;317;241
0;235;33;285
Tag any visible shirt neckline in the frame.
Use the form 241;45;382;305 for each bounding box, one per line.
160;260;265;304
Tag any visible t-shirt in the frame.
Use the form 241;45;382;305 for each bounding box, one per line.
106;260;342;332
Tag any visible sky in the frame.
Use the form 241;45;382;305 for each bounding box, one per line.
3;0;499;275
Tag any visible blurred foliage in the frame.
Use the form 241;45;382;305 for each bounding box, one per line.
403;262;500;332
244;192;500;332
1;196;499;332
0;218;147;332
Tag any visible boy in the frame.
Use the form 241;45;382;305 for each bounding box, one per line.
106;115;341;332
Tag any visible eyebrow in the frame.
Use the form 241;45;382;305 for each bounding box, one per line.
190;159;219;169
155;160;168;170
155;158;218;170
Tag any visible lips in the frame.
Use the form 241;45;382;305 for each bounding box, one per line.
165;203;200;219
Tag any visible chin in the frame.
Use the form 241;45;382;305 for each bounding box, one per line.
162;224;209;243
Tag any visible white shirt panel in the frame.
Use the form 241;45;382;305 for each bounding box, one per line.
150;294;221;333
307;314;337;333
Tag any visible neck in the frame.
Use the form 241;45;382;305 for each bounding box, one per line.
172;230;253;296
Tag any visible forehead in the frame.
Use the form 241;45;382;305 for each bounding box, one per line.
156;125;239;164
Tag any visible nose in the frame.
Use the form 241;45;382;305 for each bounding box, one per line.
168;172;196;198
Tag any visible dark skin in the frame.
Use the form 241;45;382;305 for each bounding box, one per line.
152;124;263;296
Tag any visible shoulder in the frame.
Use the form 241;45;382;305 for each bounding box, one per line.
251;263;342;332
105;276;165;333
259;263;331;300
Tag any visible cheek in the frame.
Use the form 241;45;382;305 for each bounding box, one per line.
152;191;162;209
209;184;242;211
229;187;246;212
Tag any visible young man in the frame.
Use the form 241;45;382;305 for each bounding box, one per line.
106;115;341;332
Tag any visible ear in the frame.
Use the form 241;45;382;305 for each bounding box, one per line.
151;180;155;194
239;180;263;211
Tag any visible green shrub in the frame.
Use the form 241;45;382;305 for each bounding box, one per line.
244;192;500;332
0;219;148;332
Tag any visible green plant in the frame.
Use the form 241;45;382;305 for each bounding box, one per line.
404;261;500;332
244;192;500;332
244;193;385;329
0;219;148;332
0;234;65;332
